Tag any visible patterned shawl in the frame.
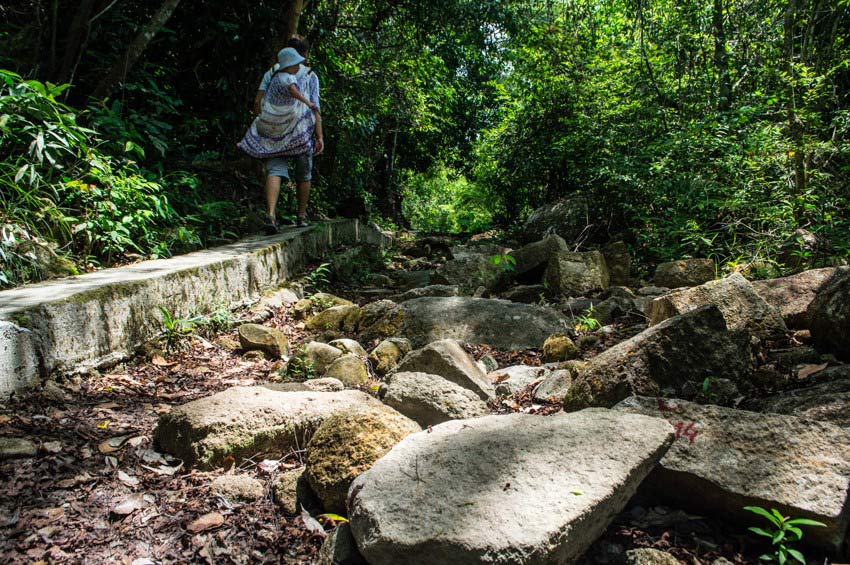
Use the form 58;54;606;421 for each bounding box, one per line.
238;70;318;159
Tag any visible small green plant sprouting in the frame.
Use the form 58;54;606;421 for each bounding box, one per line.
304;262;332;294
744;505;826;564
283;346;317;380
194;305;236;338
158;306;200;351
574;305;601;333
488;253;517;272
700;376;719;404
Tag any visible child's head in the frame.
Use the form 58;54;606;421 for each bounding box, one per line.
277;47;305;74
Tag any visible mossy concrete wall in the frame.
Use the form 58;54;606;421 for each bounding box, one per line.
0;220;391;398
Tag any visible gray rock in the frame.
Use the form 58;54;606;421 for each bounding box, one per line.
648;273;787;339
533;369;573;403
752;268;838;329
478;354;499;373
357;300;405;343
304;341;344;374
757;366;850;431
564;305;753;410
369;338;410;376
328;338;367;357
210;473;264;502
391;285;460;302
153;387;378;469
807;267;850;360
615;396;850;553
602;241;632;287
492;365;550;396
237;324;290;359
509;235;569;278
0;437;37;460
653;259;715;288
434;244;512;291
625;548;683;565
348;409;675;565
397;297;569;351
317;523;367;565
382;371;490;427
272;468;322;515
521;195;597;243
500;285;549;304
542;334;578;363
544;250;610;297
305;304;362;332
591;295;636;325
394;339;494;401
303;377;345;392
322;354;370;386
393;270;432;290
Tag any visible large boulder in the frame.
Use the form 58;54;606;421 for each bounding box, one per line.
348;409;675;565
153;387;377;469
615;396;850;553
520;195;596;243
382;371;490;427
751;268;838;329
544;250;610;297
509;234;569;281
394;339;494;401
564;305;752;410
305;405;420;514
807;267;850;360
647;273;787;339
653;259;715;288
397;297;568;351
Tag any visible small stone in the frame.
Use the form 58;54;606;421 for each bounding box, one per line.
369;338;410;376
382;372;490;427
323;354;370;386
303;378;345;392
292;298;313;319
210;473;264;502
0;437;37;460
478;354;499;373
328;339;368;357
576;334;598;350
242;350;266;362
653;258;715;288
532;369;573;403
625;548;683;565
317;523;367;565
304;341;344;374
394;339;494;401
306;305;362;332
42;380;66;403
215;336;240;351
238;324;290;359
542;334;578;362
272;468;304;515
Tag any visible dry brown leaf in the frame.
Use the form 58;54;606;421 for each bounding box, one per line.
98;434;132;454
151;355;177;367
42;441;62;453
110;493;147;517
96;402;120;410
798;362;828;379
118;470;140;487
187;512;225;533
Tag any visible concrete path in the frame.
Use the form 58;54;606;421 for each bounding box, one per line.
0;220;390;398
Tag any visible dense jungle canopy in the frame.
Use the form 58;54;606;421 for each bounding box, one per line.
1;0;849;286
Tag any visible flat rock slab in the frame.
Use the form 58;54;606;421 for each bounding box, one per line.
615;396;850;552
397;297;569;351
382;371;490;427
153;387;378;469
757;366;850;431
348;410;674;565
648;273;787;339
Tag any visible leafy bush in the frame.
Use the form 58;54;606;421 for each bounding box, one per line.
401;164;493;234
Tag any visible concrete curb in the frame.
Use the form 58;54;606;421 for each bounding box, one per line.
0;219;391;398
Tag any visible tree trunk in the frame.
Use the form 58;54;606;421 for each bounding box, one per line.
91;0;182;99
278;0;306;52
54;0;96;83
712;0;731;112
784;0;806;222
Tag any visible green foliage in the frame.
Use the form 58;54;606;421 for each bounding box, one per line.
401;165;493;233
284;346;317;380
157;306;200;352
573;305;601;334
488;253;517;272
744;505;826;564
304;263;332;295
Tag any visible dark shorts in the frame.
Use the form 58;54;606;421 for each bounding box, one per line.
265;153;313;181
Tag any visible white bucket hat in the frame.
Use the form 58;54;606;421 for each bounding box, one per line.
277;47;305;68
